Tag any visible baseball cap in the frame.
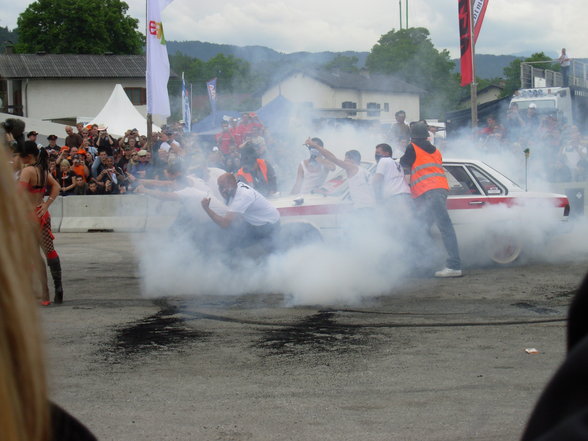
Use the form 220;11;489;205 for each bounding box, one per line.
27;131;38;137
137;150;148;157
47;134;57;140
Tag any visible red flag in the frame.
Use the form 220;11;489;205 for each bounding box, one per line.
458;0;489;86
459;0;473;86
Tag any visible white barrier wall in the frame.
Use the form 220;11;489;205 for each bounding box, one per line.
58;195;148;232
49;195;182;232
49;196;63;232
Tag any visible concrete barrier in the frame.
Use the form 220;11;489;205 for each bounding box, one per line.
145;198;181;231
59;195;148;232
49;196;63;232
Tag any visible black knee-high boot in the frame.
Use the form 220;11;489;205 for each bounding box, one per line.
47;256;63;304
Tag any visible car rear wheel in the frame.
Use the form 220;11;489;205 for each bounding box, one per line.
488;233;523;264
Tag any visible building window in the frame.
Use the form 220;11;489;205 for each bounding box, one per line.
367;102;381;117
124;87;146;105
383;103;389;112
342;101;357;116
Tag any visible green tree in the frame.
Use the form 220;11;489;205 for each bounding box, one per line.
366;27;458;118
500;52;558;98
15;0;144;54
323;54;359;73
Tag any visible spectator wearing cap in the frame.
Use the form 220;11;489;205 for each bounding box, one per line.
27;131;43;148
65;126;83;148
46;135;59;153
400;121;462;278
129;149;152;179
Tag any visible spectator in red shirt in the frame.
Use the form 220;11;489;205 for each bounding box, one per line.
215;121;238;155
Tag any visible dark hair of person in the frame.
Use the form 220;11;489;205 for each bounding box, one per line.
375;143;393;156
395;110;406;117
311;137;324;147
2;118;26;153
345;149;361;164
21;141;48;187
240;144;258;165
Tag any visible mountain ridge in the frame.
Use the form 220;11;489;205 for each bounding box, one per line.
167;40;522;80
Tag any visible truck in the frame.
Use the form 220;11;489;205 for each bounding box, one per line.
511;60;588;132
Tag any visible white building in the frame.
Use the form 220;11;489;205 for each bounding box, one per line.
0;53;151;124
261;69;423;125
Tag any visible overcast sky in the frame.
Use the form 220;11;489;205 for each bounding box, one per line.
0;0;584;59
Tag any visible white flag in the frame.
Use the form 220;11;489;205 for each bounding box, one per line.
146;0;175;116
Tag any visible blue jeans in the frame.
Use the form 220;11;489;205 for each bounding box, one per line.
415;189;461;270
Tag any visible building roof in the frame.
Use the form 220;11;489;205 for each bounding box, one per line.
0;54;146;79
268;69;425;95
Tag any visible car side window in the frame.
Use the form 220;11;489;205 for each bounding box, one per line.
467;166;504;196
443;165;482;196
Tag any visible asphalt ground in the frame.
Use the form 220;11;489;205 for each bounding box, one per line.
40;232;588;441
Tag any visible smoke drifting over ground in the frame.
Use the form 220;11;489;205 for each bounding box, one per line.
135;121;588;306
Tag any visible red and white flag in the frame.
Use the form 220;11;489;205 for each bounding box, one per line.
146;0;175;116
459;0;489;86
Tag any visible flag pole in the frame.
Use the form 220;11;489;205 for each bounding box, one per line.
146;0;153;149
469;0;477;129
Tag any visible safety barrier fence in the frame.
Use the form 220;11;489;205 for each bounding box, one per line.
48;195;180;233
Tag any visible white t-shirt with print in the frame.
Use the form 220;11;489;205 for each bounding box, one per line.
228;183;280;226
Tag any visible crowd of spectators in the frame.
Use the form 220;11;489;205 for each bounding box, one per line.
20;111;285;198
476;103;588;183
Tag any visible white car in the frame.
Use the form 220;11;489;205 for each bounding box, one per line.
272;159;570;264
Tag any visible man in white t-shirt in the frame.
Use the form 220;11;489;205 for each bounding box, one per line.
373;143;411;202
201;172;280;249
305;137;375;209
372;142;414;231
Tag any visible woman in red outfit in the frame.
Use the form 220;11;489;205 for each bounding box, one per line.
18;141;62;305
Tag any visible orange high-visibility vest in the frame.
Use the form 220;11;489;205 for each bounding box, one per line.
237;159;268;184
409;143;449;198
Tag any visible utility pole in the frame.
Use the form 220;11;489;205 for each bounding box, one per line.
469;0;477;129
405;0;408;28
399;0;402;29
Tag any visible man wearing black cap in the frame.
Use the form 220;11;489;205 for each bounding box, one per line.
46;135;59;153
27;130;43;148
400;121;462;278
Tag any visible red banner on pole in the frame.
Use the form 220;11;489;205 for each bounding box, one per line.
458;0;488;86
458;0;473;86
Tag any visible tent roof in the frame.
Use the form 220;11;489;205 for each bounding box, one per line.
89;84;160;137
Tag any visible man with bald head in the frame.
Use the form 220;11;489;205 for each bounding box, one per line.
65;125;83;148
201;172;280;249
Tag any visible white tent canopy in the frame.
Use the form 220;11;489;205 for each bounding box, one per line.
89;84;160;137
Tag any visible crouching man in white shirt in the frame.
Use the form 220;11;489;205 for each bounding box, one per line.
201;172;280;251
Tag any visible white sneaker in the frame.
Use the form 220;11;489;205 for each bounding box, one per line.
434;268;463;278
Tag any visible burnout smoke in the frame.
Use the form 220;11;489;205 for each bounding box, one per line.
133;117;586;305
